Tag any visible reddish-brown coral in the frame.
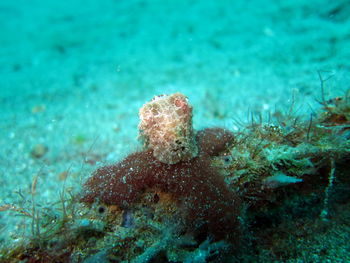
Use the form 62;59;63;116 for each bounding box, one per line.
81;128;240;241
197;127;235;156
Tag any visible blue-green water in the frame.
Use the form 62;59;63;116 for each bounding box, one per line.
1;0;350;262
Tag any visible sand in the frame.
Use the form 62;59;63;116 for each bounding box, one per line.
0;0;349;257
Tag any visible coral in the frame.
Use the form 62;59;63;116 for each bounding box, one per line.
81;93;240;241
196;127;235;156
81;128;240;241
3;89;350;262
138;93;198;164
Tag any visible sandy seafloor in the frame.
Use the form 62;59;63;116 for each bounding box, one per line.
0;0;350;260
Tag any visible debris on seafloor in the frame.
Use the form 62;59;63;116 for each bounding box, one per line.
1;90;350;262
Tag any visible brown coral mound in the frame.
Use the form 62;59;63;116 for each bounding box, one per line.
81;128;240;241
197;127;235;156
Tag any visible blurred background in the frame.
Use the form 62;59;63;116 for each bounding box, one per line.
0;0;349;246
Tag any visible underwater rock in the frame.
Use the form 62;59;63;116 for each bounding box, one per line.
82;93;240;241
82;129;240;241
30;143;48;159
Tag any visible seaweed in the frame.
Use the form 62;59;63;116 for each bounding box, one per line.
1;88;350;262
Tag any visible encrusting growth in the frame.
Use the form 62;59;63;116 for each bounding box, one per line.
3;88;350;262
139;93;198;164
82;93;240;241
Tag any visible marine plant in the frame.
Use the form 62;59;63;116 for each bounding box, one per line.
1;88;350;262
81;93;241;242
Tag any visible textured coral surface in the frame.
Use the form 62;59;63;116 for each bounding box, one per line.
139;93;198;164
82;128;240;241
